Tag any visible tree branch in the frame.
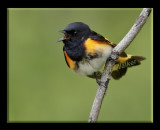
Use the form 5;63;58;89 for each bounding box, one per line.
88;8;152;123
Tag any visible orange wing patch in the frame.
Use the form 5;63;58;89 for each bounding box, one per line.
64;51;76;69
104;37;117;47
84;38;108;55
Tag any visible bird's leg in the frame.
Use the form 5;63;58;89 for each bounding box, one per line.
93;72;101;86
94;72;107;88
96;77;101;86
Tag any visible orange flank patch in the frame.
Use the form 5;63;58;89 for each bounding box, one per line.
84;38;108;55
64;51;75;69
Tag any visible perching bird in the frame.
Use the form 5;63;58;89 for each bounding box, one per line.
57;22;145;81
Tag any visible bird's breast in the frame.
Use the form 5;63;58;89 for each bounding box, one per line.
72;38;113;76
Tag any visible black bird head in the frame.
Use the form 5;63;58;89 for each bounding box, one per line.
57;22;91;46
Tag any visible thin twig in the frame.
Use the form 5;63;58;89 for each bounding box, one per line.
88;8;152;123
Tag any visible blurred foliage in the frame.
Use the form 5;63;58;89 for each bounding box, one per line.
8;8;153;122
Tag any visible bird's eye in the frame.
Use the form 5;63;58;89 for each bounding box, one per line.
74;31;77;35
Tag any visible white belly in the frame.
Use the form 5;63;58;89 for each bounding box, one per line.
73;45;113;76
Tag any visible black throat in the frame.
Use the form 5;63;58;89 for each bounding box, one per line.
63;39;86;61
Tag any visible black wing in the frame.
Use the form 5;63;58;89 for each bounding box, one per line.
89;30;116;47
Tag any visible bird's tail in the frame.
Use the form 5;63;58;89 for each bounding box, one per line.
111;52;146;80
88;52;146;80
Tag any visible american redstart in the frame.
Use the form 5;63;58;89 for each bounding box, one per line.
57;22;145;81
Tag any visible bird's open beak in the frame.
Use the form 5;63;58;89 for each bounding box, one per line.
57;30;70;42
57;37;65;42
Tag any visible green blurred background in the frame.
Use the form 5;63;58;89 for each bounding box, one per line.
8;8;153;122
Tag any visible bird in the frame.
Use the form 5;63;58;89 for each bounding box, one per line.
57;22;145;82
